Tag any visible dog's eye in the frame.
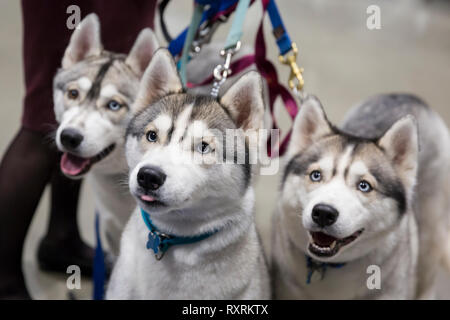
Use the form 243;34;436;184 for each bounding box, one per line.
107;100;122;111
309;170;322;182
358;180;372;193
197;142;211;154
67;89;79;100
146;131;157;142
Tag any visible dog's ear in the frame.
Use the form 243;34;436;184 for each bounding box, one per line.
62;13;103;69
220;71;265;131
134;48;183;111
288;95;332;157
378;116;418;188
126;28;159;77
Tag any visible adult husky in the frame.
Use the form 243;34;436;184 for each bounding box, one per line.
272;94;450;299
53;14;159;255
106;49;270;299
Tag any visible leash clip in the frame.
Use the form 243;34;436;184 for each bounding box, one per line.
211;41;241;97
278;42;304;92
191;15;230;57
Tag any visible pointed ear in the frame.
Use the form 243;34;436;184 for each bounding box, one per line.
288;95;333;156
378;116;419;184
134;48;183;110
62;13;102;69
125;28;159;77
220;72;265;131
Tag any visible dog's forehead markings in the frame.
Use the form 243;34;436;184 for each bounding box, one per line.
336;144;355;177
154;114;172;133
78;77;92;91
171;103;193;143
318;155;334;173
349;160;369;177
190;120;208;137
100;84;118;98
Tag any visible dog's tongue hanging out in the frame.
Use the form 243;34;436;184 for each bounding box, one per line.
60;153;91;176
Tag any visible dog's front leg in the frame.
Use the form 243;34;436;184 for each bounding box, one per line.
105;251;136;300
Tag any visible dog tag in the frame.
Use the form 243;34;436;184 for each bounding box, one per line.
146;231;161;255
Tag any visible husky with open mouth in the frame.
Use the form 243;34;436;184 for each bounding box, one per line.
272;94;450;299
53;14;159;255
106;49;270;299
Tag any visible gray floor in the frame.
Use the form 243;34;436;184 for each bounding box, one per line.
0;0;449;299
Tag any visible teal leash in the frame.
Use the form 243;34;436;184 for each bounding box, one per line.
211;0;251;97
179;3;205;87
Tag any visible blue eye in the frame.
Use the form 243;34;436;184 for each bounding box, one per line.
146;131;157;142
197;142;211;154
358;180;372;193
107;100;121;111
309;170;322;182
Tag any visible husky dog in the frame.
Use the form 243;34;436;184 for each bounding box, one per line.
106;49;270;299
272;94;450;299
53;14;159;255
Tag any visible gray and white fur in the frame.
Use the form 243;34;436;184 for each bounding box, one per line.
272;94;450;299
53;14;159;255
106;49;270;299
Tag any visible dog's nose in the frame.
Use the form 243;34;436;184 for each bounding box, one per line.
60;128;84;149
312;203;339;228
137;166;166;191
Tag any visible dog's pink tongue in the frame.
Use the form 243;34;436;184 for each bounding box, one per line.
60;153;90;176
141;195;155;202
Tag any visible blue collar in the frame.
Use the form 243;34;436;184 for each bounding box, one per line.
305;255;346;284
140;208;219;260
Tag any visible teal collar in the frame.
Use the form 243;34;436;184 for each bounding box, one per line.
140;208;219;260
305;255;346;284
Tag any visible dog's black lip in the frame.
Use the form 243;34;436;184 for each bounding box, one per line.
63;143;116;177
308;229;364;258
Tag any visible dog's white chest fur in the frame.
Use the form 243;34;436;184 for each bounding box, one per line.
106;191;270;300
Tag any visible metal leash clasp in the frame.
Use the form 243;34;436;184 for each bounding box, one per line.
191;15;229;58
279;42;305;93
211;41;241;98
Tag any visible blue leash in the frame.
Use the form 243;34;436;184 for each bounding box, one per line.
168;0;239;57
169;0;295;59
266;0;293;55
93;212;105;300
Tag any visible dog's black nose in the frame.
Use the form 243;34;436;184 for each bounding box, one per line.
60;128;84;149
137;166;166;191
312;204;339;228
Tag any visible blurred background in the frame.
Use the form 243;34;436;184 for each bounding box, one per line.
0;0;449;299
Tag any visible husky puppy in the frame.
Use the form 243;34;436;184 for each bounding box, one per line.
106;49;270;299
272;94;450;299
53;14;159;255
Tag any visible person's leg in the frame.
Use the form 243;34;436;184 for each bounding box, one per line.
0;128;55;299
37;169;94;276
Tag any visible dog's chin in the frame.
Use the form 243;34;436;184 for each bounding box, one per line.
306;229;364;261
60;144;115;178
135;193;167;214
